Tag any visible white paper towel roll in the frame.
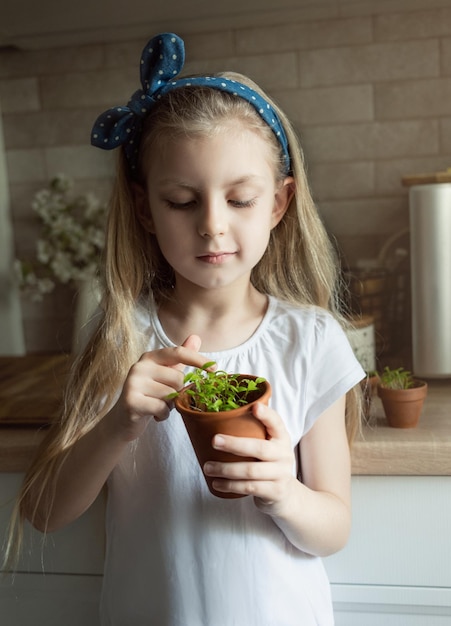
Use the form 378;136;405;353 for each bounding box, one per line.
409;183;451;378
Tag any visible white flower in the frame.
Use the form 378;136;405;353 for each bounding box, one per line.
15;175;106;300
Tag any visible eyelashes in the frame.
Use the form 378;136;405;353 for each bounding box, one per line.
165;200;195;209
229;198;257;208
164;198;258;210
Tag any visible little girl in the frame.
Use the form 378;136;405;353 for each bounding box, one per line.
10;33;364;625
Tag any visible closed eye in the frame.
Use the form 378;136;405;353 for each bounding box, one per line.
229;198;257;208
165;198;257;209
165;199;196;209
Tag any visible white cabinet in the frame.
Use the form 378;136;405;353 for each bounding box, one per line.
325;476;451;625
0;473;104;626
1;573;103;626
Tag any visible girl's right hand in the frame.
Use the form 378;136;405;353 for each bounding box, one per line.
112;334;207;442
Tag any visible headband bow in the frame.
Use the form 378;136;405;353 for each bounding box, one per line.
91;33;291;176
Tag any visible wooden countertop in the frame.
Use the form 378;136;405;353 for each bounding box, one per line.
352;381;451;475
0;354;71;472
1;356;451;475
0;354;71;426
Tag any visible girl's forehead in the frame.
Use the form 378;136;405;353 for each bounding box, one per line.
159;118;263;146
145;128;275;180
148;123;273;163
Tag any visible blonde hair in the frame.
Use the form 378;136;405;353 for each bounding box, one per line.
3;71;361;570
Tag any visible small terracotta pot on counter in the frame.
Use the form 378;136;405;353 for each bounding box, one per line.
377;380;428;428
174;376;271;498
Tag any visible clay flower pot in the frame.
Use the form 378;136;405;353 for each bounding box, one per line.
377;380;428;428
174;375;271;498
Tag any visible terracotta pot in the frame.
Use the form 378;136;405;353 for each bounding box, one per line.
174;376;271;498
377;380;428;428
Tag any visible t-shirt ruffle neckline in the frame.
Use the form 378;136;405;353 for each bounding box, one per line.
148;294;276;360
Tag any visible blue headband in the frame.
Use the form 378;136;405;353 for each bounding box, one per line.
91;33;291;176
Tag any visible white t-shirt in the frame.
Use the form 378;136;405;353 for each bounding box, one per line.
100;296;364;626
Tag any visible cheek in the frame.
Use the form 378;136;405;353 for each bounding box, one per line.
151;213;181;238
241;221;272;258
150;215;192;259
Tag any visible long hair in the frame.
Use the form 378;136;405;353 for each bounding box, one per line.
3;71;360;571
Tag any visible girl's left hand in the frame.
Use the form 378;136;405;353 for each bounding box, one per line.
203;402;296;508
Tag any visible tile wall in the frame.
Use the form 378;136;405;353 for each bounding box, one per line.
1;0;451;352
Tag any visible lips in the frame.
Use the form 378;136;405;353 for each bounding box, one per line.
197;252;235;264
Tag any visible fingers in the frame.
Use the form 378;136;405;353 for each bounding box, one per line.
207;403;290;461
171;334;202;372
120;360;178;423
204;463;294;501
251;401;291;443
202;404;295;500
120;336;212;428
204;458;285;481
211;478;279;499
181;334;202;352
145;342;207;371
143;335;215;376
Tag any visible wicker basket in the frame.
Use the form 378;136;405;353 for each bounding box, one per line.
344;268;404;356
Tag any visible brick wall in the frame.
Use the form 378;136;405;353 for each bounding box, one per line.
1;0;451;352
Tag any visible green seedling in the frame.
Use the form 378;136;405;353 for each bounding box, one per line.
379;366;414;390
168;362;266;412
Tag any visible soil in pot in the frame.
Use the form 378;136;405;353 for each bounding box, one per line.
377;380;428;428
174;375;271;498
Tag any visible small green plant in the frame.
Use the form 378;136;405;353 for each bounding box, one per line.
379;366;414;390
169;362;266;412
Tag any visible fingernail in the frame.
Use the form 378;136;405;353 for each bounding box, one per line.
204;462;213;474
213;435;225;448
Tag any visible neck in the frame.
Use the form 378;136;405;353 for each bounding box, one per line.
158;278;268;352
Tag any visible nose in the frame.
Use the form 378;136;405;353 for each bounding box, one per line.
197;199;228;238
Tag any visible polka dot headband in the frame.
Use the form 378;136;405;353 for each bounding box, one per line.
91;33;291;176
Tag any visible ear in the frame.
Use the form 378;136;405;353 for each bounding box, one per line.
132;182;155;233
271;176;295;228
